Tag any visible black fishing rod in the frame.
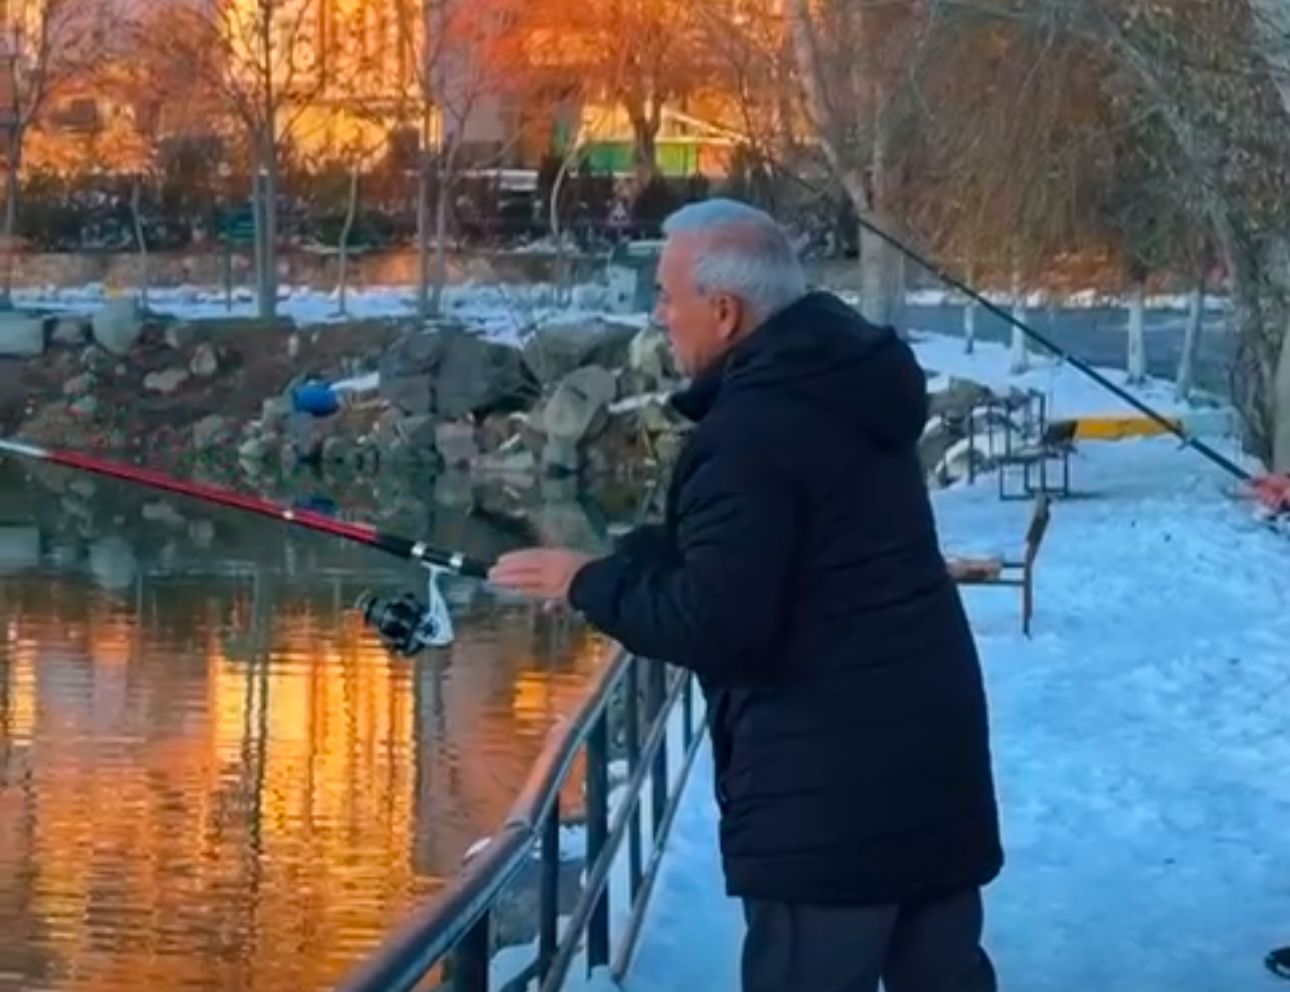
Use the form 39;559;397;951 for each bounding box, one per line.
744;146;1257;483
0;438;495;653
846;213;1253;482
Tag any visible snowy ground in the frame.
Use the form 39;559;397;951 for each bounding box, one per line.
11;281;643;346
914;331;1235;435
597;345;1290;990
14;280;1228;333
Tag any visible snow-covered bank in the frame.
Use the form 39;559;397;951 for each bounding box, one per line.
8;281;644;346
11;280;1230;334
914;330;1232;427
905;286;1232;313
613;436;1290;992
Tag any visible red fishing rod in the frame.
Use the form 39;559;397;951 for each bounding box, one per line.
0;437;495;651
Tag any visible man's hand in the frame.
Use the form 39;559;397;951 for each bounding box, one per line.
488;548;595;604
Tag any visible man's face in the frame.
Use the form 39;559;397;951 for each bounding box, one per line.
653;236;741;377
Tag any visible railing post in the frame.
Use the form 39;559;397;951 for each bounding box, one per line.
539;797;560;982
624;656;644;901
681;673;694;750
450;910;490;992
646;659;669;839
586;713;611;970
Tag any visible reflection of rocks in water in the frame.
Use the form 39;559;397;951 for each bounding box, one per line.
89;535;138;591
431;847;586;991
491;850;585;953
0;525;40;574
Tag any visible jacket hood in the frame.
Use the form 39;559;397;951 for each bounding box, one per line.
672;291;928;450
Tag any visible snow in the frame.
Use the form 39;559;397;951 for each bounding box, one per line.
904;286;1230;312
914;331;1236;436
8;281;648;348
609;428;1290;989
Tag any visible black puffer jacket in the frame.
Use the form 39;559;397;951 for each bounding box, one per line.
569;291;1003;905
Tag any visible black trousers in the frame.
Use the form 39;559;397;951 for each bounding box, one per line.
741;888;996;992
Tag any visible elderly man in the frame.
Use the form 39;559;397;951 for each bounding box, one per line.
489;198;1002;992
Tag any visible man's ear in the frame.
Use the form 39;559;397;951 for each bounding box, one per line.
715;293;743;340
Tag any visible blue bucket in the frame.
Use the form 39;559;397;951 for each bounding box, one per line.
291;382;340;417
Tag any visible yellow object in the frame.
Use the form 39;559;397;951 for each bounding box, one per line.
1066;415;1182;440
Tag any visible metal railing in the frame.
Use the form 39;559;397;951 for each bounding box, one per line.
335;649;707;992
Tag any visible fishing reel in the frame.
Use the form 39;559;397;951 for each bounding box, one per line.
355;564;455;656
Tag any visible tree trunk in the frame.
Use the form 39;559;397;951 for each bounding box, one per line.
1126;280;1147;384
131;176;149;309
1175;276;1204;402
1222;224;1290;469
839;171;904;331
964;297;977;355
416;109;432;324
858;221;905;331
632;115;659;191
336;165;359;316
261;151;279;321
1274;315;1290;473
2;133;21;308
1010;266;1029;374
251;166;266;313
428;0;448;318
431;151;448;316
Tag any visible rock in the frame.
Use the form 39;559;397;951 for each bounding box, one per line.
88;535;138;592
68;395;99;417
626;323;676;387
238;435;275;461
188;520;216;547
192;415;231;450
0;313;45;357
396;414;440;463
321;435;353;463
434;470;475;508
540;437;580;477
261;396;289;432
535;495;604;548
285;411;336;462
477;412;520;454
63;373;95;398
522;317;640;385
398;413;438;447
144;367;190;394
928;377;995;422
435;421;479;467
51;316;90;348
164;323;198;352
142;501;186;527
379;325;537;417
91;299;144;355
537;366;617;444
919;416;959;476
189;343;220;378
474;449;537;476
75;346;109;374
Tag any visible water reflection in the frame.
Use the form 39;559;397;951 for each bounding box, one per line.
0;458;631;992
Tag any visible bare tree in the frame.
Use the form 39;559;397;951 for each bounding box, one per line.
1089;0;1290;468
390;0;530;321
1176;269;1207;402
787;0;929;329
149;0;332;321
0;0;106;304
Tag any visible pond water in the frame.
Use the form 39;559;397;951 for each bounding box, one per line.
0;458;638;992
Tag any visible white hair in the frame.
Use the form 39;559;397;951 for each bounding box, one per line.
661;198;807;323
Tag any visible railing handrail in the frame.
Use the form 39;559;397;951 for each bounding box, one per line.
504;649;632;833
334;646;703;992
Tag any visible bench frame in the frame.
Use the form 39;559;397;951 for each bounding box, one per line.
947;495;1052;636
